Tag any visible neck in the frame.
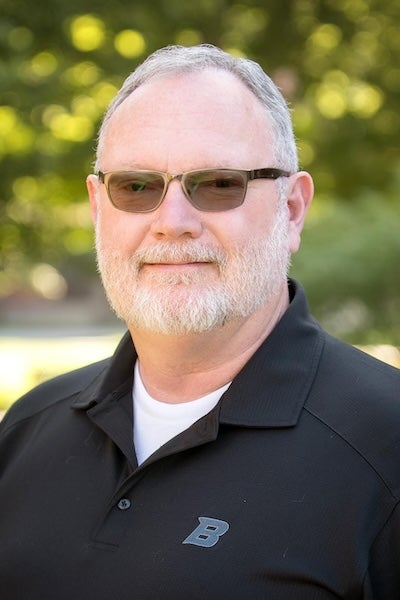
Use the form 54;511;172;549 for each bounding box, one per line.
128;284;289;403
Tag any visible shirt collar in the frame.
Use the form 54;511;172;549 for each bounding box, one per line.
219;280;324;427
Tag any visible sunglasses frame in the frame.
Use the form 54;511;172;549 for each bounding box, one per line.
97;167;291;213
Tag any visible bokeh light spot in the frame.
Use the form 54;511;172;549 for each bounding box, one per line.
114;30;146;58
69;15;106;52
30;264;68;300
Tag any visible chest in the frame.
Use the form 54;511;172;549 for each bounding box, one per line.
0;424;387;599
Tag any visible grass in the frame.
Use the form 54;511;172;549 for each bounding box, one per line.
0;333;121;410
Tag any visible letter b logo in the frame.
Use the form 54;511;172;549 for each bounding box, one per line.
183;516;229;548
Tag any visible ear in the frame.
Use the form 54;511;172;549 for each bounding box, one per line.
286;171;314;255
86;174;100;225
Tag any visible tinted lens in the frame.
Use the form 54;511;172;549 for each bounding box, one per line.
184;169;246;211
107;171;165;212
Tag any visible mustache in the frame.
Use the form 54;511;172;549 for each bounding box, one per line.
130;242;227;269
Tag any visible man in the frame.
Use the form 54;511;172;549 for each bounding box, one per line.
0;45;399;599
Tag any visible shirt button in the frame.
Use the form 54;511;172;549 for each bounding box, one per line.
117;498;131;511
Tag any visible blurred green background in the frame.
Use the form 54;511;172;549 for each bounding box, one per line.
0;0;399;408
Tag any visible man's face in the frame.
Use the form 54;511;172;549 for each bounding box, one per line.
88;69;293;334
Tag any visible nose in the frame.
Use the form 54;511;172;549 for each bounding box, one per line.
149;179;203;240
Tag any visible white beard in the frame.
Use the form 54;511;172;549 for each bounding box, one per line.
95;204;291;335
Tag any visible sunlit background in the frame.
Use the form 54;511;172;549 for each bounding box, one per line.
1;0;399;411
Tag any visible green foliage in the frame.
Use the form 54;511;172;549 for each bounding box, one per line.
0;0;399;343
291;180;400;344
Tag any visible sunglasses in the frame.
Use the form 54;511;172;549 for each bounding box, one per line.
97;167;291;213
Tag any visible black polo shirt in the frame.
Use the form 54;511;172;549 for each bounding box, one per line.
1;281;400;599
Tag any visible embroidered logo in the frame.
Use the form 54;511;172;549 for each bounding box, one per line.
183;516;229;548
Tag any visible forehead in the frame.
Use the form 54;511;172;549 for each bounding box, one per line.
101;69;274;170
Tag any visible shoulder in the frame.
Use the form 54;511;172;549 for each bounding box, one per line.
305;333;400;494
0;358;110;432
315;333;399;397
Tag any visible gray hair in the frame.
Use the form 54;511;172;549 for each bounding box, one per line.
95;44;298;174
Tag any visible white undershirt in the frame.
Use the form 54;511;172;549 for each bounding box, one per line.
133;361;231;465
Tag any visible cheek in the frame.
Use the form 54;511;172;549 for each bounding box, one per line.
219;209;274;248
96;208;148;253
